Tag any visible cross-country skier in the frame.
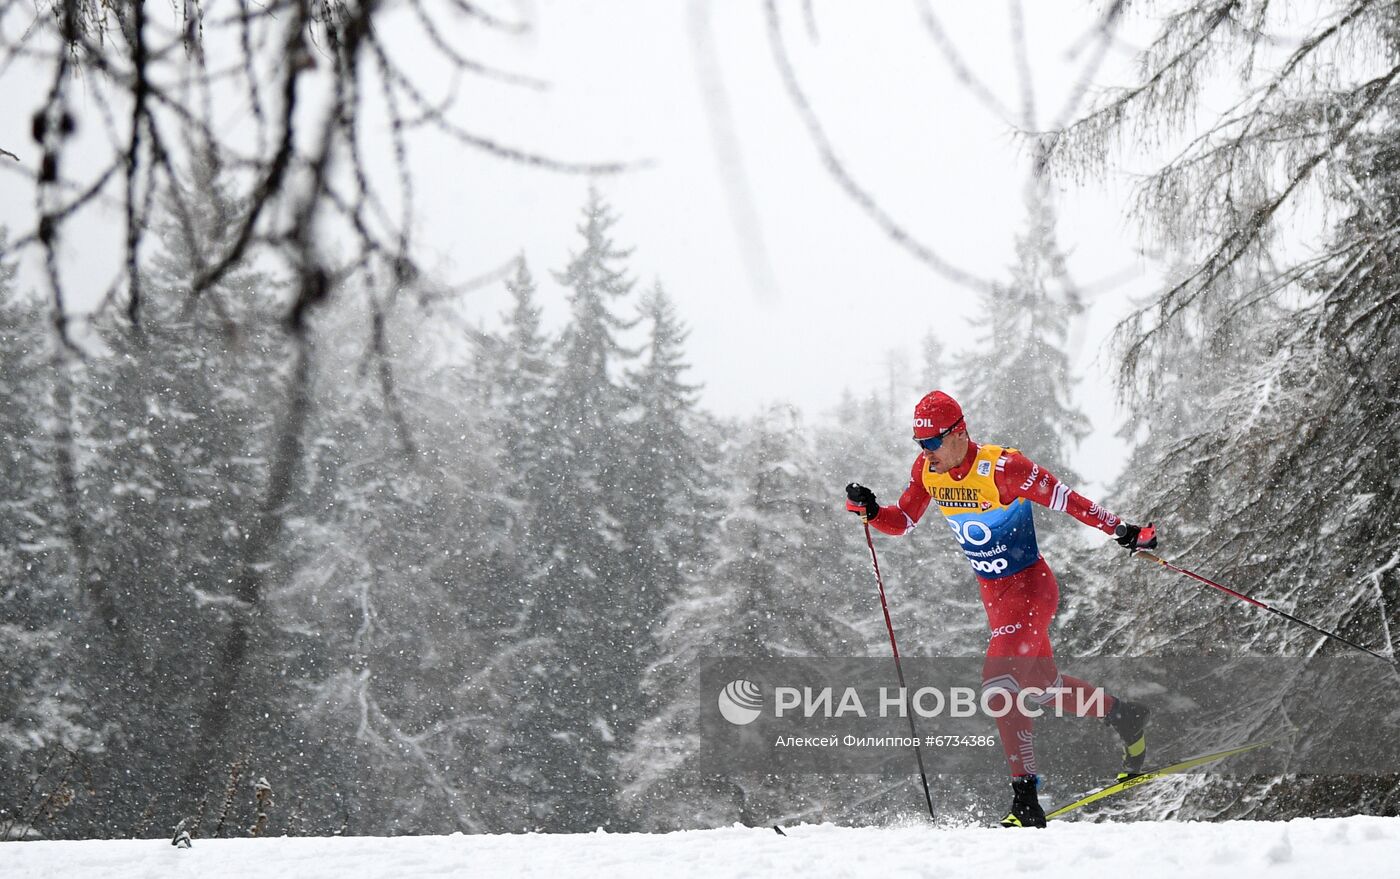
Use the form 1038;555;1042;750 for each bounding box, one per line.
845;390;1158;828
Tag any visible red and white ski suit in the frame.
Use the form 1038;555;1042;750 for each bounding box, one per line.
867;441;1124;778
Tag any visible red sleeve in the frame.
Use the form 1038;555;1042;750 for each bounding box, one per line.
994;450;1121;536
869;456;933;536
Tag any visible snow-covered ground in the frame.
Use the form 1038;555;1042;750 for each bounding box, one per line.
3;817;1397;878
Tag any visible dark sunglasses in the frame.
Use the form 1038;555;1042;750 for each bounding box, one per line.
914;416;964;451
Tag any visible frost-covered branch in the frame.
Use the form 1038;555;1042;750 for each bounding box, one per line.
2;0;643;336
1115;58;1400;393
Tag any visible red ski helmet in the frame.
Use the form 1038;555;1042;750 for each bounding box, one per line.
912;391;964;440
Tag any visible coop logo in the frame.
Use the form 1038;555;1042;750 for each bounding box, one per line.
718;680;764;725
970;558;1010;575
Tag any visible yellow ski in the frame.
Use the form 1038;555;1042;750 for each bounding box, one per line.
1045;739;1280;821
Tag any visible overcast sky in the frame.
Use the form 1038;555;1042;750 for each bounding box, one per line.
409;0;1162;493
0;1;1166;494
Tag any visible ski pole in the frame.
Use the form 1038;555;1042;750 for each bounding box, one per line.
854;515;937;821
1133;550;1398;668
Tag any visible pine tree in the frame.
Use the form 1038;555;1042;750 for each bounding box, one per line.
502;186;644;832
1054;0;1400;819
956;191;1090;485
0;233;100;811
64;149;294;832
916;331;950;397
493;257;553;518
475;256;554;634
620;406;865;829
621;283;716;676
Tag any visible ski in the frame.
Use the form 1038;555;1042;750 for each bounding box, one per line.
1045;738;1280;821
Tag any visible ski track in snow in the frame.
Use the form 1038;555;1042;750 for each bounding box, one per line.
2;817;1397;878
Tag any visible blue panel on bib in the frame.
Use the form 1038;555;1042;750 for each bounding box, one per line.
944;498;1040;579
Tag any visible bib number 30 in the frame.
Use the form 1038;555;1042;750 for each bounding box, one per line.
947;520;1009;574
947;519;992;546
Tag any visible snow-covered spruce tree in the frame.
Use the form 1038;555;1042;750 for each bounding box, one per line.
1052;1;1400;819
0;235;100;821
1058;260;1289;657
385;307;537;835
277;285;522;835
610;285;727;825
63;152;294;834
954;189;1089;487
485;257;555;540
619;284;721;681
914;331;950;399
464;256;558;645
620;406;865;830
496;186;647;832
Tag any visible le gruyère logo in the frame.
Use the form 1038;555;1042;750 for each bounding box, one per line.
935;487;980;509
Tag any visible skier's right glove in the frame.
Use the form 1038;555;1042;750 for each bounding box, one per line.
1114;522;1158;552
845;482;879;520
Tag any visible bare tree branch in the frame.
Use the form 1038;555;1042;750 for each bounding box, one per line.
1008;0;1037;130
446;0;531;35
914;0;1018;126
5;0;646;336
367;42;645;174
801;0;818;41
406;0;547;90
416;255;519;307
369;299;418;458
688;0;779;302
764;0;1001;294
1044;0;1126;137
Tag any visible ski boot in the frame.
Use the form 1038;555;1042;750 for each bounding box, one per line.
999;774;1046;828
1104;698;1150;780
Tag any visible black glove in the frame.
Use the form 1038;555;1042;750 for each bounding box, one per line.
1114;522;1158;552
845;482;879;520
